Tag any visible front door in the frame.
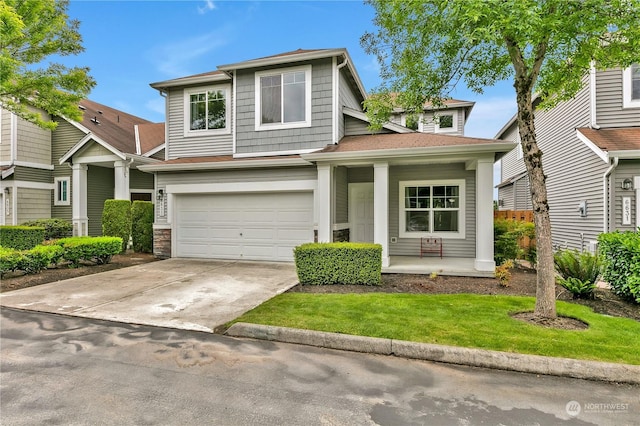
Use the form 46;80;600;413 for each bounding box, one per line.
349;183;374;243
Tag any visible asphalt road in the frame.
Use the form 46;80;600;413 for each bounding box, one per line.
1;307;637;425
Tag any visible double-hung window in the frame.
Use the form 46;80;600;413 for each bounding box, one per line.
54;177;70;206
434;110;458;133
623;63;640;109
399;180;465;238
184;85;230;136
255;66;312;130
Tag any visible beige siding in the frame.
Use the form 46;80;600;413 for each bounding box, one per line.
334;166;348;223
612;160;639;231
344;115;391;136
17;187;51;223
595;68;640;128
338;67;363;140
165;85;233;159
51;119;84;220
79;142;114;157
14;167;52;183
16;111;51;165
0;108;12;162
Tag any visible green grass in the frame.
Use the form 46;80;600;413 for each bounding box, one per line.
231;293;640;365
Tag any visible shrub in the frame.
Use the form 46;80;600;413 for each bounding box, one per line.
131;201;153;253
102;199;131;253
58;236;123;266
0;225;45;250
20;218;72;240
0;247;23;277
554;249;601;299
598;231;640;303
495;259;514;287
18;245;65;274
294;242;382;285
494;219;535;265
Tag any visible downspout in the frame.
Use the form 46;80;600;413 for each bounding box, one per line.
159;89;169;160
334;55;349;145
589;62;601;130
603;157;618;233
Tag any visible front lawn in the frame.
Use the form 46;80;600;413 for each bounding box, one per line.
231;293;640;365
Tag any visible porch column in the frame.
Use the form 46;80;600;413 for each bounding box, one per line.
475;157;495;271
72;163;88;236
114;160;130;200
635;176;640;228
317;164;332;242
374;162;390;267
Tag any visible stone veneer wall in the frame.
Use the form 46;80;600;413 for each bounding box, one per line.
153;228;171;259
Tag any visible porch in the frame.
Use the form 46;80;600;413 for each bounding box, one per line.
383;256;494;278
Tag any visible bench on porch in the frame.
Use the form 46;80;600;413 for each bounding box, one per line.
420;237;443;259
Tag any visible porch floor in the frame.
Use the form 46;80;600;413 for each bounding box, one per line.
383;256;495;278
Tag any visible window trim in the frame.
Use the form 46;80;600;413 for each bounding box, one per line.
399;179;466;239
434;110;459;133
54;176;70;206
254;65;312;131
622;64;640;109
183;84;231;137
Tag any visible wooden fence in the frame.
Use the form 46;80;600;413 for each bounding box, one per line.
494;210;534;223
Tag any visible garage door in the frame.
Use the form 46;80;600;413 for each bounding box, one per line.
176;192;313;261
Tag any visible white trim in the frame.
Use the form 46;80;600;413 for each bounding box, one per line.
232;71;237;154
0;160;54;170
134;125;141;155
475;158;495;271
150;72;231;89
233;148;320;159
142;143;165;158
1;166;14;179
398;179;466;239
254;65;312;131
10;111;17;162
165;179;317;195
74;154;123;164
607;149;640;159
7;180;55;190
139;156;311;172
622;64;640;109
183;84;231;138
59;132;126;164
152;223;171;230
374;163;390;267
332;223;350;231
0;192;4;225
434;110;459;133
130;188;153;194
54;176;70;206
589;62;599;128
635;176;640;229
317;164;332;242
332;56;338;144
576;129;609;163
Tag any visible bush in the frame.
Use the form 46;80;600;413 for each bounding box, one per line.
57;236;123;266
0;245;64;276
494;219;535;265
102;199;131;253
554;249;601;299
0;247;23;277
495;260;514;287
0;225;45;250
598;231;640;303
20;218;72;240
131;201;153;253
294;242;382;285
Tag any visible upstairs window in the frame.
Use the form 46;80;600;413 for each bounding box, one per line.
184;85;230;136
255;66;311;131
623;64;640;108
434;110;458;133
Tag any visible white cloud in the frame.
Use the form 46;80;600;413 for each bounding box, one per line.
197;0;215;15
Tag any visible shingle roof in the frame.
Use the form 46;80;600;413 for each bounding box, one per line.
137;122;165;155
577;127;640;152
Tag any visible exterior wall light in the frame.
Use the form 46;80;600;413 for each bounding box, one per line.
622;178;633;191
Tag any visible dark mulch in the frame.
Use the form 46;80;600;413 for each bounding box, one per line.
288;267;640;323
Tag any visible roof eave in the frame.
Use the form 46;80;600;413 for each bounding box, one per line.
218;49;347;71
150;73;231;89
607;149;640;159
138;156;312;172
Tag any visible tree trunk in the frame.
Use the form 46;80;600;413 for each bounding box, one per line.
515;88;557;319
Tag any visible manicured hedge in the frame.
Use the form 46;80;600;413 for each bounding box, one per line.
21;218;72;240
0;245;64;277
0;225;45;250
294;242;382;285
131;201;153;253
598;230;640;303
57;236;123;267
102;199;131;253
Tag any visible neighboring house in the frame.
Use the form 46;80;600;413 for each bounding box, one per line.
389;99;475;136
496;64;640;251
0;100;165;236
140;48;513;275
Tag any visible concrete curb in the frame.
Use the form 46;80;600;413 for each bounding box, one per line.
226;322;640;385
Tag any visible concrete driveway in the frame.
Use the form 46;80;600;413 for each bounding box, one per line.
0;259;298;332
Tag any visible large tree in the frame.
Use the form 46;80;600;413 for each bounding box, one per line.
362;0;640;318
0;0;95;129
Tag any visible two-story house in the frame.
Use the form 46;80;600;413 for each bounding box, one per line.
0;100;165;236
140;48;514;276
389;99;475;135
496;64;640;251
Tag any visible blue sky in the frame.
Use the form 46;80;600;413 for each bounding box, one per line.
61;0;517;139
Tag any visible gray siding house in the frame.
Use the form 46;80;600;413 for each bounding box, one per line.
496;64;640;251
0;100;165;235
142;48;513;276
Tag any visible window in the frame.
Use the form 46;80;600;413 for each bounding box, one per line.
54;177;70;206
434;110;459;133
623;64;640;108
183;85;230;136
255;66;312;130
399;180;465;238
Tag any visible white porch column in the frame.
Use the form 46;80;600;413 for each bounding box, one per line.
317;164;332;242
475;157;495;271
72;163;88;236
374;162;390;268
114;160;130;200
635;176;640;228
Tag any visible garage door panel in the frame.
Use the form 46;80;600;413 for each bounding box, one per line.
176;192;313;261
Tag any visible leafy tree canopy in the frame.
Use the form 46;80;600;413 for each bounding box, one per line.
0;0;95;129
362;0;640;128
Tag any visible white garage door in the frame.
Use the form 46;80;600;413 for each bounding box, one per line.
176;192;313;262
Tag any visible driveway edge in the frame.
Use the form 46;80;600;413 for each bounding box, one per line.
226;322;640;385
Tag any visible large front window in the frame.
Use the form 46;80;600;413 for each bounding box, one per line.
399;180;465;238
183;85;230;136
255;66;311;130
